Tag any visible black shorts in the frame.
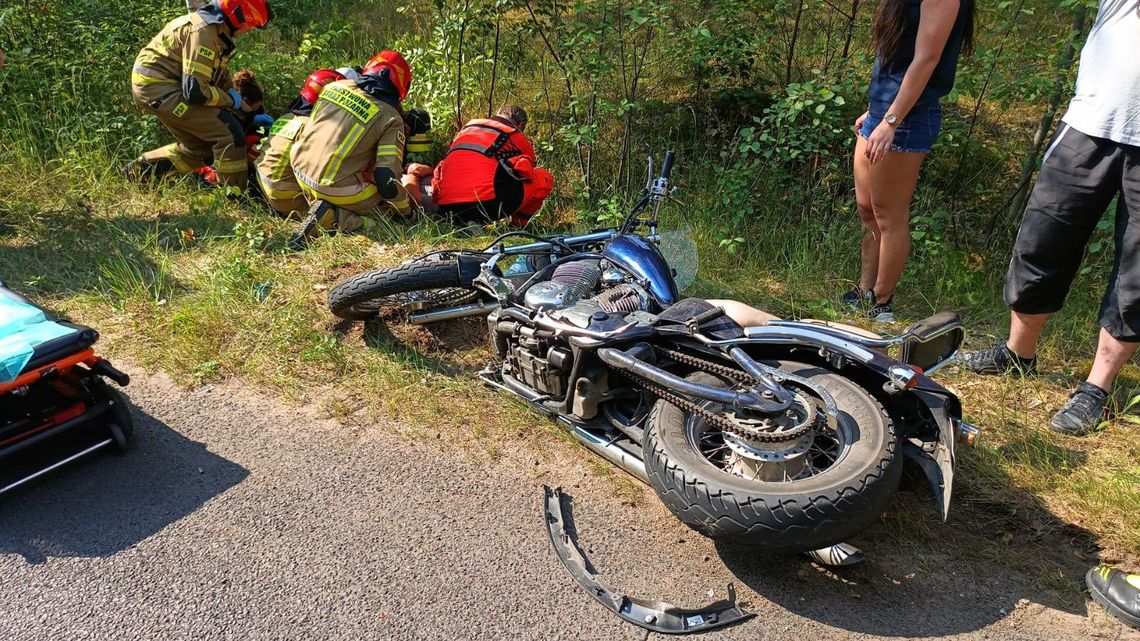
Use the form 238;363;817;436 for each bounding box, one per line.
1004;125;1140;341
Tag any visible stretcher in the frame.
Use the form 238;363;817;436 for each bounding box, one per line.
0;282;133;496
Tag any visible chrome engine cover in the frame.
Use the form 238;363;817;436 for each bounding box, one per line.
524;281;578;310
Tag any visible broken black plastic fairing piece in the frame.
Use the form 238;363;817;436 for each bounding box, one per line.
543;485;754;634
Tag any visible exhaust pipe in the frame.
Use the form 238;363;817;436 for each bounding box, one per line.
564;421;648;484
409;300;499;325
479;368;649;483
956;420;980;448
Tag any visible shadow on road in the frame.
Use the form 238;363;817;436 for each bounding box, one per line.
0;396;247;564
715;485;1092;637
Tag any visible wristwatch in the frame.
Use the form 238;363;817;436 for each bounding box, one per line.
885;113;900;126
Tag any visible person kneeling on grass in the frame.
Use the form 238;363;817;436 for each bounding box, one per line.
431;105;554;228
253;68;348;217
960;0;1140;435
124;0;272;191
287;51;415;250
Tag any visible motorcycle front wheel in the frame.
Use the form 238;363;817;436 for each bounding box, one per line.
644;364;901;552
328;255;475;321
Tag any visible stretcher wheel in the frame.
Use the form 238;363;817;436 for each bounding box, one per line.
95;382;134;453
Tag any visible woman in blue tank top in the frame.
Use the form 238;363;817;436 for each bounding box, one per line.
841;0;975;323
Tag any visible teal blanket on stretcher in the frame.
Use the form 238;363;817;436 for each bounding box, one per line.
0;296;79;384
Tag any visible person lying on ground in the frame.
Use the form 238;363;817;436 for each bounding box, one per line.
124;0;272;191
961;0;1140;435
195;68;273;187
432;105;554;228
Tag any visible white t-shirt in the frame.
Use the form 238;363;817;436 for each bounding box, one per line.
1062;0;1140;147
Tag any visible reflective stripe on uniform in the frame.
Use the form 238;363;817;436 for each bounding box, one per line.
131;71;177;86
321;123;365;186
375;144;401;158
185;60;213;77
257;171;302;199
215;158;248;174
160;144;199;174
298;179;378;207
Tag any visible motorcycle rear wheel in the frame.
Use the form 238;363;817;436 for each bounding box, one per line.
644;365;901;552
328;256;474;321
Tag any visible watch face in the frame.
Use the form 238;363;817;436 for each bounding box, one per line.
886;114;898;125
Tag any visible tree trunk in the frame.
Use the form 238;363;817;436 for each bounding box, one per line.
785;0;806;85
487;13;502;117
841;0;859;60
998;6;1088;234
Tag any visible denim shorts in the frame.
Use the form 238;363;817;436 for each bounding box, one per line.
858;103;943;154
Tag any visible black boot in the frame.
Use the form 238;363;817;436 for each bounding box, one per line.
122;158;175;183
1087;565;1140;628
288;200;337;251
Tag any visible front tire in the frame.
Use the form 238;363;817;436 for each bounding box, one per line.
644;365;901;552
328;256;472;321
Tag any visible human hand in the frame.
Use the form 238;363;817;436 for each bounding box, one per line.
854;111;868;136
864;119;896;165
406;162;433;179
401;174;423;205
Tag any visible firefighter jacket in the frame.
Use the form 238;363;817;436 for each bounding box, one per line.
132;6;235;109
432;117;554;222
255;112;307;199
289;78;411;214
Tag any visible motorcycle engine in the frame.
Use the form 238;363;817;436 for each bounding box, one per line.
501;259;655;399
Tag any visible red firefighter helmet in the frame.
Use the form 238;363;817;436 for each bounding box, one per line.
363;50;412;100
218;0;272;32
300;68;346;105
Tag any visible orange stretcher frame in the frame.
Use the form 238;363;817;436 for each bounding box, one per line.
0;348;98;396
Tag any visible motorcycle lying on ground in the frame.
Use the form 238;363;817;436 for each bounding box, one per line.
328;152;979;554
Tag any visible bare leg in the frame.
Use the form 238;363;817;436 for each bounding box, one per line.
1087;328;1139;390
854;136;878;292
1007;311;1049;359
707;299;780;327
868;150;926;303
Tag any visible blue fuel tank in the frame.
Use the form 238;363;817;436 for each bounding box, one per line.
602;234;679;306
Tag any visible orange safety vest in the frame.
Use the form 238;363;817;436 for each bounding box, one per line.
432;118;553;223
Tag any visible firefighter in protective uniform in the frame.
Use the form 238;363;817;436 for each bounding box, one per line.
125;0;272;190
254;68;347;216
287;51;414;250
432;105;554;227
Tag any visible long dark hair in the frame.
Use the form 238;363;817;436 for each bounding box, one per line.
873;0;975;63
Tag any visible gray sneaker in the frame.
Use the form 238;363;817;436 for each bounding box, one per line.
866;297;895;323
1050;382;1109;436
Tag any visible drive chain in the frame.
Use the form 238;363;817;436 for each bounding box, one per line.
614;347;821;444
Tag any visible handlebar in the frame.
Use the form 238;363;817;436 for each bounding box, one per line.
659;150;675;181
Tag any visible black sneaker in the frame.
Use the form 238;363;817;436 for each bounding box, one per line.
1087;565;1140;629
1050;382;1109;436
960;341;1038;376
840;286;870;308
866;297;895;323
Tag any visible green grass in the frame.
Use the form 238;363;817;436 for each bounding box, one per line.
1;0;1137;571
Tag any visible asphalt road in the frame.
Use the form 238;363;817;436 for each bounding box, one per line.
1;369;1136;640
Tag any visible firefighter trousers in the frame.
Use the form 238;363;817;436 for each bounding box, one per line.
132;88;249;189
